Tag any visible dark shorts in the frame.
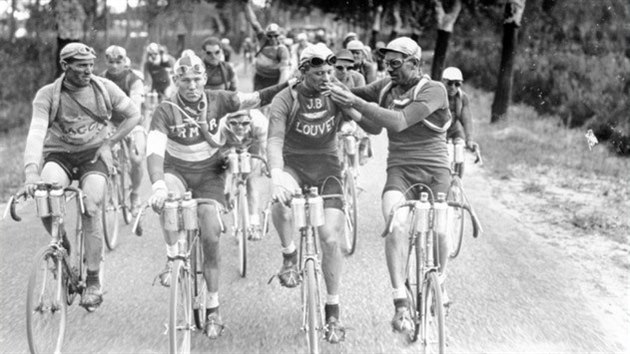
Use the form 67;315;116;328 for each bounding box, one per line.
284;153;343;210
253;73;279;91
165;167;226;206
45;148;108;182
384;164;451;200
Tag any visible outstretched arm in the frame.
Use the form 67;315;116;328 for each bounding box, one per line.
244;0;264;37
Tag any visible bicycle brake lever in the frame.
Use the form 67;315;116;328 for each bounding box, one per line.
3;196;14;220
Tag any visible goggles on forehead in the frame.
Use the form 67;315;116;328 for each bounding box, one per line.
302;55;336;68
174;63;205;76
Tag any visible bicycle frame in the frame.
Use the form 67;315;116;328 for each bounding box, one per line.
338;132;360;179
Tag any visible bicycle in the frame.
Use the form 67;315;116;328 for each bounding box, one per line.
445;141;483;259
133;192;225;354
337;132;359;256
5;182;105;354
101;140;130;251
224;148;270;277
383;184;482;353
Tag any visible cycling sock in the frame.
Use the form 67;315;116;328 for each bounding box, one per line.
206;306;219;316
86;270;100;287
282;242;296;255
282;249;298;265
250;213;260;225
166;243;178;259
326;294;340;305
393;298;409;310
206;291;219;308
392;287;407;300
324;303;339;321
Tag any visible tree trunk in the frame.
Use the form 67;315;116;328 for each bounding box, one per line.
430;0;462;80
103;1;109;47
491;0;526;123
125;0;131;47
9;0;17;41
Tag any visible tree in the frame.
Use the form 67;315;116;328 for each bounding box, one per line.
430;0;462;80
491;0;526;123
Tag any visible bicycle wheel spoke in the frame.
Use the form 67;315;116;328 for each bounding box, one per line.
304;259;321;354
27;249;67;354
103;178;120;250
169;260;192;354
422;272;445;354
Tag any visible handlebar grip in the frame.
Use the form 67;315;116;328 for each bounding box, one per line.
7;191;27;222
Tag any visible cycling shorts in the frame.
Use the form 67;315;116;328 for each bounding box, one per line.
253;73;280;91
44;148;108;182
284;153;343;210
383;164;451;200
165;166;226;206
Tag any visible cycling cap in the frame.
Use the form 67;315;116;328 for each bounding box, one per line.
375;41;386;50
335;49;355;63
299;43;335;67
147;42;160;54
343;32;357;42
180;49;196;59
265;23;281;35
174;54;205;76
221;38;230;45
105;45;127;60
296;33;308;42
379;37;422;60
60;42;96;62
442;67;463;81
346;40;364;51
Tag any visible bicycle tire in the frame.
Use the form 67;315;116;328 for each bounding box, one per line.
103;176;120;250
65;198;84;305
237;186;248;277
191;238;207;330
421;272;445;354
447;178;465;259
119;142;132;225
404;240;420;342
169;259;192;354
303;258;321;354
342;172;358;255
26;247;67;354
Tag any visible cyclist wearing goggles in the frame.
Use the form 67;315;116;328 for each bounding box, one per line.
147;53;294;340
244;2;291;90
329;37;453;334
102;45;147;215
218;109;268;240
201;36;237;91
24;42;141;310
346;39;378;84
442;66;475;155
267;43;365;344
143;42;175;100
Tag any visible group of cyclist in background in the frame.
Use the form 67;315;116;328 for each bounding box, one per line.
22;7;476;347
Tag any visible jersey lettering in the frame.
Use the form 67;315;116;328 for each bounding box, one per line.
295;116;335;136
305;98;323;110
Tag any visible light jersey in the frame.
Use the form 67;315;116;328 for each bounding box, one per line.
268;84;345;169
254;44;290;78
351;77;451;169
221;109;268;153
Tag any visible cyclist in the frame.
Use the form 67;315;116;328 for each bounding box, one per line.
143;42;175;100
220;38;234;62
334;49;372;165
241;37;256;65
346;39;378;84
244;2;291;90
267;43;363;344
219;109;268;240
341;32;358;49
442;67;475;172
146;53;293;339
328;37;452;333
201;36;238;91
291;32;310;69
23;42;141;310
102;45;146;215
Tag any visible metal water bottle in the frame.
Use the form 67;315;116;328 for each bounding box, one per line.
344;135;357;155
163;192;180;231
239;151;252;174
181;191;198;230
454;140;465;163
414;192;431;234
227;148;239;174
34;186;50;217
447;141;454;164
48;185;66;217
433;192;448;236
308;187;325;227
291;192;306;228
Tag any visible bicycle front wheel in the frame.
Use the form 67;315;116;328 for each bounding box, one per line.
342;172;358;255
303;259;321;354
421;272;445;354
26;247;67;354
118;142;132;225
237;186;248;277
103;176;120;250
191;239;207;330
447;178;465;259
169;259;192;354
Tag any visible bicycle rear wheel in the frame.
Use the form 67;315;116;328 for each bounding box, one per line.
103;175;121;250
302;258;321;354
237;186;248;277
421;272;445;354
342;171;358;255
191;238;207;330
169;259;192;354
26;247;67;354
118;142;133;225
447;178;465;259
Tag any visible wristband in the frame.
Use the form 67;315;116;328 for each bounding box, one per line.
152;180;167;193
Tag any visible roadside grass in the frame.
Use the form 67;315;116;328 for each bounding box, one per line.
0;126;28;200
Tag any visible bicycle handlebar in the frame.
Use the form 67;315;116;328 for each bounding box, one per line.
468;143;483;165
249;154;271;178
132;198;226;236
4;184;85;222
